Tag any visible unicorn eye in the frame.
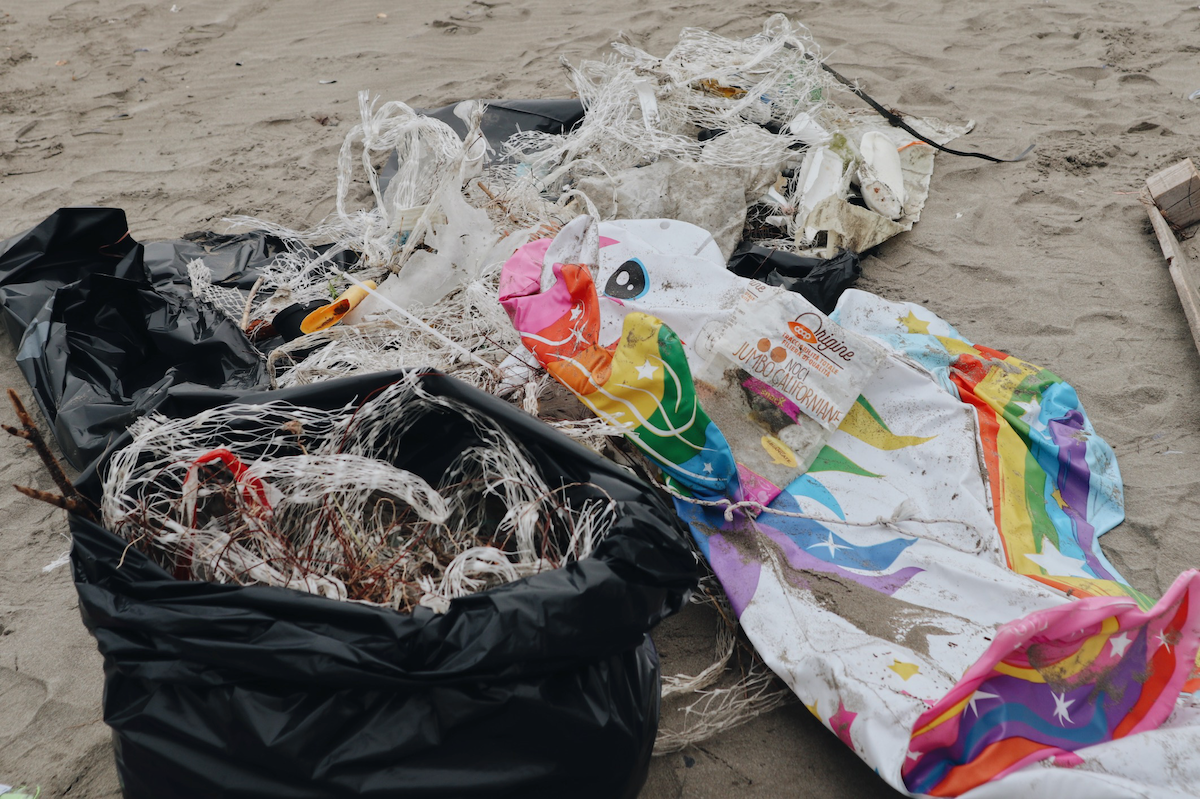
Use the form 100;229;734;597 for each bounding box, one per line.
604;258;649;300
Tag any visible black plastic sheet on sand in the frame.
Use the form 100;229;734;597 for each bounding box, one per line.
70;369;697;799
0;207;355;469
726;241;862;314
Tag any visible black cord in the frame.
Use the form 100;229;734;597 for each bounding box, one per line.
811;57;1034;163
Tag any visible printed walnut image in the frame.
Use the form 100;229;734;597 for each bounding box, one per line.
757;337;786;363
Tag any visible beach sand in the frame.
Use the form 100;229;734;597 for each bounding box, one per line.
1;0;1198;795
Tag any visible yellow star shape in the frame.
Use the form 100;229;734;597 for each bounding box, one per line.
805;699;821;720
1051;488;1069;510
900;311;930;335
888;660;920;680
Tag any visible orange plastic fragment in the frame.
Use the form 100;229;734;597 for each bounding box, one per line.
300;280;377;334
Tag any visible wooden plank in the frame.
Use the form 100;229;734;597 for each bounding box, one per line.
1146;158;1200;229
1142;187;1200;357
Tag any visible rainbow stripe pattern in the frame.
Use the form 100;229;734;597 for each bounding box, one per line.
835;293;1200;794
904;580;1200;794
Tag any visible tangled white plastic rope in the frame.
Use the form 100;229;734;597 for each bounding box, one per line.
101;376;615;613
500;16;834;185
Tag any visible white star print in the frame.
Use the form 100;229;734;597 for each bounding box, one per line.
1013;398;1046;432
1024;539;1091;579
968;690;1000;717
808;532;851;560
1109;632;1132;658
702;462;714;474
569;305;583;321
569;323;589;346
1155;630;1173;653
906;750;921;762
1052;691;1075;726
634;359;658;381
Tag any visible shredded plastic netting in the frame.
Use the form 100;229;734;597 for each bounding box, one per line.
268;265;510;386
500;17;830;182
212;16;848;332
199;16;880;413
100;375;616;613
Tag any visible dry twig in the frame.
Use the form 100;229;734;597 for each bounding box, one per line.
2;388;97;522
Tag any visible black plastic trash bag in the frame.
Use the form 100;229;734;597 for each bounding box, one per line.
0;208;356;469
70;369;697;799
0;208;270;468
726;241;862;314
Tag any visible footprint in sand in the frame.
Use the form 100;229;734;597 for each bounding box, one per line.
431;19;482;35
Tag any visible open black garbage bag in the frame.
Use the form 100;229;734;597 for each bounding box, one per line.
726;241;862;314
70;369;697;799
0;207;356;469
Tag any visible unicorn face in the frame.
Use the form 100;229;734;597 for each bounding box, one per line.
593;219;748;368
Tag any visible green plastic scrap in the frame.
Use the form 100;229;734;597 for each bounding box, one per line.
1;787;41;798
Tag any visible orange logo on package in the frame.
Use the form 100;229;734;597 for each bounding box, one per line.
787;321;817;343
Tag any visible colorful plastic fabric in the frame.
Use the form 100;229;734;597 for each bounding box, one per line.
500;221;1200;797
499;218;739;496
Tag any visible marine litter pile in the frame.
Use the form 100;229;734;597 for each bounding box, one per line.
5;13;1200;799
178;15;923;753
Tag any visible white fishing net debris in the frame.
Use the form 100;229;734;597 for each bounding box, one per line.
493;16;837;197
101;376;616;613
259;255;629;454
268;264;513;389
655;650;795;754
187;258;253;325
230;93;485;271
207;16;850;401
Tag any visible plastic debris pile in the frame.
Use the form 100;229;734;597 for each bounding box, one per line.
83;15;975;761
59;371;694;799
18;14;1191;799
200;15;964;413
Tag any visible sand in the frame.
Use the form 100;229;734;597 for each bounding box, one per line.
1;0;1199;795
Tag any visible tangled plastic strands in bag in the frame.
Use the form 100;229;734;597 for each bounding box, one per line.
101;376;617;613
268;318;625;455
492;15;838;198
260;254;628;453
